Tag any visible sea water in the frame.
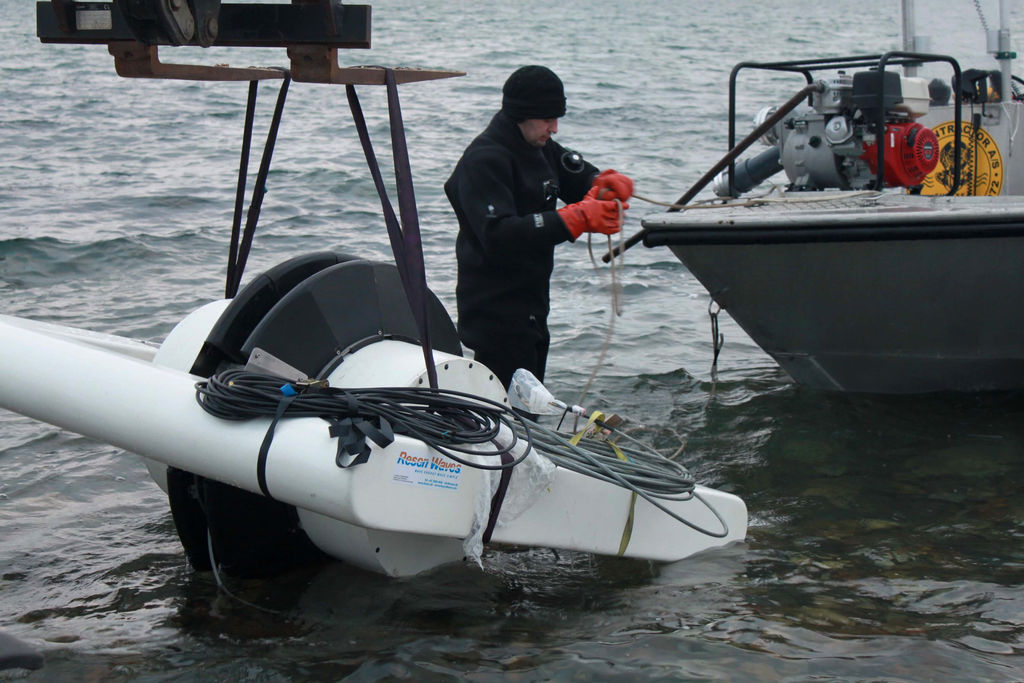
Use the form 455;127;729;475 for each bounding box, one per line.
2;0;1023;679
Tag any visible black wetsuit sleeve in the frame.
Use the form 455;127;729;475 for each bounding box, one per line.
549;141;599;204
451;149;570;253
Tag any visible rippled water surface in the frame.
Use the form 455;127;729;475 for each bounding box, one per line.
2;0;1024;680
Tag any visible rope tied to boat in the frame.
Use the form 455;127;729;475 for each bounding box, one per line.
612;186;884;379
579;197;626;410
708;299;724;380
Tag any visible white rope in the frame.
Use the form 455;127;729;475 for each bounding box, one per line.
578;199;625;408
206;530;282;615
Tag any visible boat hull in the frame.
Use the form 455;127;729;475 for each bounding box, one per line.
645;194;1024;393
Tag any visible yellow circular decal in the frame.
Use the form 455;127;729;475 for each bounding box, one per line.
921;120;1003;196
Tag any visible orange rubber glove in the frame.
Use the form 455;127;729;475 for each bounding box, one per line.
558;194;623;240
591;169;634;202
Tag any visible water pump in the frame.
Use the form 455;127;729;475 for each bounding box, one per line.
715;70;939;195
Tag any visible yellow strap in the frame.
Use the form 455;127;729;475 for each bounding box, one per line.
569;411;636;556
609;440;637;556
569;411;604;446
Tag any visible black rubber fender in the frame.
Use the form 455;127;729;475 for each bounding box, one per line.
241;259;461;378
190;251;359;377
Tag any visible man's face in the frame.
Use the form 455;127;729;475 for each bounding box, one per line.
518;118;559;147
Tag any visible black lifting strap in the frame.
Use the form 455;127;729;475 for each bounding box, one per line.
226;71;292;298
346;71;439;389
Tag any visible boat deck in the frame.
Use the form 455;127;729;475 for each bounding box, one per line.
642;192;1024;245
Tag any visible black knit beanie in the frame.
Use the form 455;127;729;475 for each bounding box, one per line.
501;65;566;122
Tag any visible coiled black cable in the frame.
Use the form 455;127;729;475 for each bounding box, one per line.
195;370;728;538
195;369;532;471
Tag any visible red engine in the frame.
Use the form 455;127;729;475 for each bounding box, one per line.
861;121;939;188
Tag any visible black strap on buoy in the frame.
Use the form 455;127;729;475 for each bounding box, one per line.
328;415;396;468
255;389;297;499
482;452;514;544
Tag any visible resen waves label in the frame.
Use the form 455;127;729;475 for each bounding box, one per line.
392;449;463;491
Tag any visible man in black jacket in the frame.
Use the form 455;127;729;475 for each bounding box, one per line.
445;65;633;389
